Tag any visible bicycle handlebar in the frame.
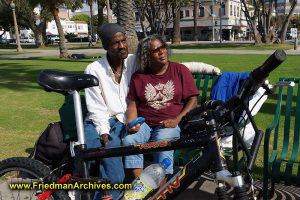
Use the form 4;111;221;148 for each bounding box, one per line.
251;49;286;84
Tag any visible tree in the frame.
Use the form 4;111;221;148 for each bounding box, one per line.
241;0;298;44
37;0;83;58
0;0;52;48
117;0;138;53
71;14;89;23
278;0;297;43
172;0;181;44
134;0;191;39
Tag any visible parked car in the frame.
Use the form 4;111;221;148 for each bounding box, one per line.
20;37;35;43
46;35;67;44
0;37;10;44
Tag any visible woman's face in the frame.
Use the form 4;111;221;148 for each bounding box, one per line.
149;39;168;67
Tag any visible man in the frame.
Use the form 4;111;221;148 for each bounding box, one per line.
84;23;137;200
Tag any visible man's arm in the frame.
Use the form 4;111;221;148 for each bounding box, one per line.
85;66;111;144
126;100;141;133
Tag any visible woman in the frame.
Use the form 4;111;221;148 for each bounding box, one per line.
123;35;198;179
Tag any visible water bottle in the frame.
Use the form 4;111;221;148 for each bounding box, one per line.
123;158;171;200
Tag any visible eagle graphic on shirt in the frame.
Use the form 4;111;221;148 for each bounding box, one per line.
144;80;175;110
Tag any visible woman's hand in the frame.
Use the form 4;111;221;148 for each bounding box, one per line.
127;123;141;133
160;117;181;128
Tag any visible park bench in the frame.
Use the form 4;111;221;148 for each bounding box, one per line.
263;78;300;200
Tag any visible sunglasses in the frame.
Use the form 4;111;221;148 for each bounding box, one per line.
150;44;167;54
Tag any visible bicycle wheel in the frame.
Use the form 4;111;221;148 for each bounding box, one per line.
0;157;70;200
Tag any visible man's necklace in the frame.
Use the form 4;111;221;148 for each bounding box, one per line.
111;68;121;77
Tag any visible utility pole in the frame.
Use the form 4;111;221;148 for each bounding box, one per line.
219;0;222;43
193;0;198;41
211;0;215;41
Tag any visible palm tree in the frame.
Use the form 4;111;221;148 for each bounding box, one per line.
117;0;138;53
39;0;83;57
38;0;71;58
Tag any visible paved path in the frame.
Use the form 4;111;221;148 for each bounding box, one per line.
1;48;300;59
175;172;300;200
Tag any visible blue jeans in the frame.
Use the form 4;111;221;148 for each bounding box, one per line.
84;119;125;200
122;123;180;174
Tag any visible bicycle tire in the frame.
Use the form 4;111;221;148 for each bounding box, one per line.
0;157;70;200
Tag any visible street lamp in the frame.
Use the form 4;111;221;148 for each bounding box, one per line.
219;0;223;44
10;1;22;52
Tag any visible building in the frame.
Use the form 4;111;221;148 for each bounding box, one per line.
46;19;88;37
164;0;252;41
274;0;300;15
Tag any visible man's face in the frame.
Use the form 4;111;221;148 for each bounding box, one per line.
107;32;128;59
150;39;168;66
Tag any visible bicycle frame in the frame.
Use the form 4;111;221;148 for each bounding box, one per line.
69;89;258;200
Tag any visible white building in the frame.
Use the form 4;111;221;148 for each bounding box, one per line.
46;19;88;37
164;0;252;41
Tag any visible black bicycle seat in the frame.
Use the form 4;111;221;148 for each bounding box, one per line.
38;70;99;95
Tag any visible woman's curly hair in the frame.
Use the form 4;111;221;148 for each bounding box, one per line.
136;34;171;72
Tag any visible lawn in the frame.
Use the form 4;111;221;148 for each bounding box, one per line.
170;43;296;50
0;53;299;179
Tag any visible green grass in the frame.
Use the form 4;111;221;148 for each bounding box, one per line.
170;43;295;50
0;43;102;50
0;54;299;180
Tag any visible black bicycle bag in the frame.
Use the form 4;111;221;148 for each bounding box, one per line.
30;122;68;168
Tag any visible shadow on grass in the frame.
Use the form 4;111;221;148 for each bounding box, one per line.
0;43;102;50
0;62;87;91
170;43;255;49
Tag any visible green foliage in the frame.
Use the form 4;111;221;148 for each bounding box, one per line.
65;32;77;40
71;14;89;23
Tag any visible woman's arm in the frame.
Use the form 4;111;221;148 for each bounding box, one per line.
160;96;198;128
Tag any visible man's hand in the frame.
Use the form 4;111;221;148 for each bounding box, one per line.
160;118;181;128
100;134;110;146
127;123;141;133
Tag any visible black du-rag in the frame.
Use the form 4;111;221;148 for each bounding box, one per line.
98;23;126;50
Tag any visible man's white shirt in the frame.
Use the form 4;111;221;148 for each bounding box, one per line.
84;54;137;136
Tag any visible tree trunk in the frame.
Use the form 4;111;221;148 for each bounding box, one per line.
172;1;181;44
97;0;105;43
32;28;45;48
193;0;198;41
106;0;112;23
51;7;68;58
117;0;138;54
89;2;94;37
280;0;297;44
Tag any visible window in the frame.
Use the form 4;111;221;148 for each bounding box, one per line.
180;11;183;18
237;7;239;17
230;5;232;16
185;10;190;17
222;4;225;16
210;5;214;16
199;7;205;17
234;5;236;16
135;12;139;21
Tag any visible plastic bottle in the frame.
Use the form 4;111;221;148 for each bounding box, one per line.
123;158;171;200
